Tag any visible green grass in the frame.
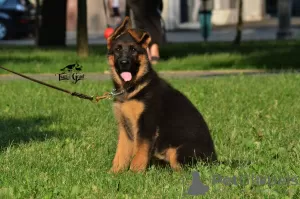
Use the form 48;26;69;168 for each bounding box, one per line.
1;74;300;198
1;40;300;74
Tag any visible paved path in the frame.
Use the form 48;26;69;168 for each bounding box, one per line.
0;69;299;82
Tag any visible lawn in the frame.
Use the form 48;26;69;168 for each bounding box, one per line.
0;74;300;198
1;40;300;74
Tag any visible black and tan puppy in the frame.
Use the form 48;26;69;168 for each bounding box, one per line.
107;17;217;173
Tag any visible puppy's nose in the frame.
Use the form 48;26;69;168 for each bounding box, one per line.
118;59;131;70
120;60;129;65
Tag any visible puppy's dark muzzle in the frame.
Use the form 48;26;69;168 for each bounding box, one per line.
118;59;131;71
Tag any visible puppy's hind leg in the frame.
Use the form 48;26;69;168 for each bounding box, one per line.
176;143;217;166
165;148;182;171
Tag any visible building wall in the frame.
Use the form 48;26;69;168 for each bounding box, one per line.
162;0;266;29
242;0;265;21
86;0;105;34
66;0;126;33
207;0;265;25
162;0;181;30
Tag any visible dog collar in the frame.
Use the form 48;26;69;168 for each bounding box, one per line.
93;88;126;102
105;86;133;99
110;88;126;97
94;83;145;102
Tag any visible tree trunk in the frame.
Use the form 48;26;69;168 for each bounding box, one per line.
38;0;67;47
234;0;243;45
77;0;89;57
34;0;40;46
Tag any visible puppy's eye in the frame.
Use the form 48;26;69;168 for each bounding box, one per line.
116;46;122;51
130;46;137;52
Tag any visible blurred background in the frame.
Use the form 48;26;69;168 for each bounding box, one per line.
0;0;299;45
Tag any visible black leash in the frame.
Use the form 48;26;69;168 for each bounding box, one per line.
0;65;114;102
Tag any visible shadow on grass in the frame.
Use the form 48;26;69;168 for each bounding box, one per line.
0;115;71;151
159;40;300;70
1;40;300;71
90;41;300;70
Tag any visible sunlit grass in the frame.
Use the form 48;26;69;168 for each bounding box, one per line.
0;74;300;198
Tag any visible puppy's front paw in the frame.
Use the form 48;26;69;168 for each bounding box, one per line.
109;159;127;174
130;157;148;172
109;165;126;174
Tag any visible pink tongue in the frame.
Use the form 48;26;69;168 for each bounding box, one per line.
120;72;132;82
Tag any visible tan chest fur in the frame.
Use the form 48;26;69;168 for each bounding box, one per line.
113;100;145;141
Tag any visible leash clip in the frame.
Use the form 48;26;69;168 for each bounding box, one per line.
93;89;125;103
110;88;125;97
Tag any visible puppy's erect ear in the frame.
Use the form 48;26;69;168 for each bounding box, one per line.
127;29;152;49
139;32;151;48
107;17;132;49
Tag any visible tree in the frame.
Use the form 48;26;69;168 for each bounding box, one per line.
234;0;243;45
77;0;89;57
37;0;67;46
34;0;40;46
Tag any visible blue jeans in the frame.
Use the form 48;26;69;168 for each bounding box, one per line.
199;11;212;40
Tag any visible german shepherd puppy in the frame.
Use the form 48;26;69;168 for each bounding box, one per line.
107;17;217;173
